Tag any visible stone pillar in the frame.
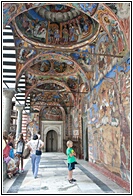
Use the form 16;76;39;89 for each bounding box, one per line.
3;89;15;132
16;105;24;140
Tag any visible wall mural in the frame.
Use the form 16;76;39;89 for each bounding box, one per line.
15;47;88;86
71;31;119;90
72;3;98;16
3;3;98;27
67;76;78;91
16;39;36;64
92;4;127;53
81;57;130;182
15;6;99;46
101;15;125;53
30;87;73;108
3;2;129;52
40;106;62;121
26;113;39;140
3;3;26;27
25;73;67;88
9;2;128;97
105;3;130;49
71;107;79;136
27;59;75;76
10;3;127;94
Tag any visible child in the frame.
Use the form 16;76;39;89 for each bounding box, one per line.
66;140;77;183
16;133;25;173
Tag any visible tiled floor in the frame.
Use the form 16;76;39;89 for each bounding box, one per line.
3;152;129;194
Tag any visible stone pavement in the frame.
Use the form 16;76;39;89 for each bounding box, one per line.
3;152;129;194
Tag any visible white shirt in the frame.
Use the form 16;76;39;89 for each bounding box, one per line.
27;139;43;154
16;141;24;153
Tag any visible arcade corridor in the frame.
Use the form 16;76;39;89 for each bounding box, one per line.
2;2;130;194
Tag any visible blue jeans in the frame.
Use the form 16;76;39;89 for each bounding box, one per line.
31;154;41;178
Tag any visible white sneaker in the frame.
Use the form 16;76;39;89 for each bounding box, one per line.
21;169;24;173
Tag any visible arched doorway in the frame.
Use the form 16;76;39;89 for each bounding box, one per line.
46;130;58;152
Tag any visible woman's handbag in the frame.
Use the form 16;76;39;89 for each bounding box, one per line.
23;147;30;159
35;140;42;155
36;150;42;155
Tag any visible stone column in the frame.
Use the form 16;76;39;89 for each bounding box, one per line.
3;89;15;132
15;105;24;140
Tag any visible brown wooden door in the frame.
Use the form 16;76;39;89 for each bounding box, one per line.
46;130;58;152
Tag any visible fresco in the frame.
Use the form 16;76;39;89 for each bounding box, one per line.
105;3;130;49
93;4;127;52
72;3;98;16
72;108;79;129
83;57;130;182
15;39;36;64
27;59;75;76
14;48;78;79
3;3;130;184
26;113;39;140
25;73;67;87
30;87;73;109
15;6;99;46
3;3;26;27
40;106;62;121
10;3;126;95
3;2;129;51
67;76;78;91
71;31;120;90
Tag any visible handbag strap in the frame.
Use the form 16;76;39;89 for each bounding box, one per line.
36;139;39;150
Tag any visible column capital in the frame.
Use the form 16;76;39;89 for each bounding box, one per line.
15;105;24;111
3;88;16;99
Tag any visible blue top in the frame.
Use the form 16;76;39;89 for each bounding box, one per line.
9;148;15;159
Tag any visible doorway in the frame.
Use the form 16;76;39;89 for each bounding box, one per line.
46;130;58;152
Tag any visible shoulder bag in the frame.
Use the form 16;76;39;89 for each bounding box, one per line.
36;139;42;155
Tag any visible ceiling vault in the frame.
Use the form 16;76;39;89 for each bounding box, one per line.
3;3;129;115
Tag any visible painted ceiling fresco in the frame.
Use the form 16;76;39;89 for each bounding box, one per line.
30;88;73;107
27;58;75;76
15;5;99;47
3;2;130;117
